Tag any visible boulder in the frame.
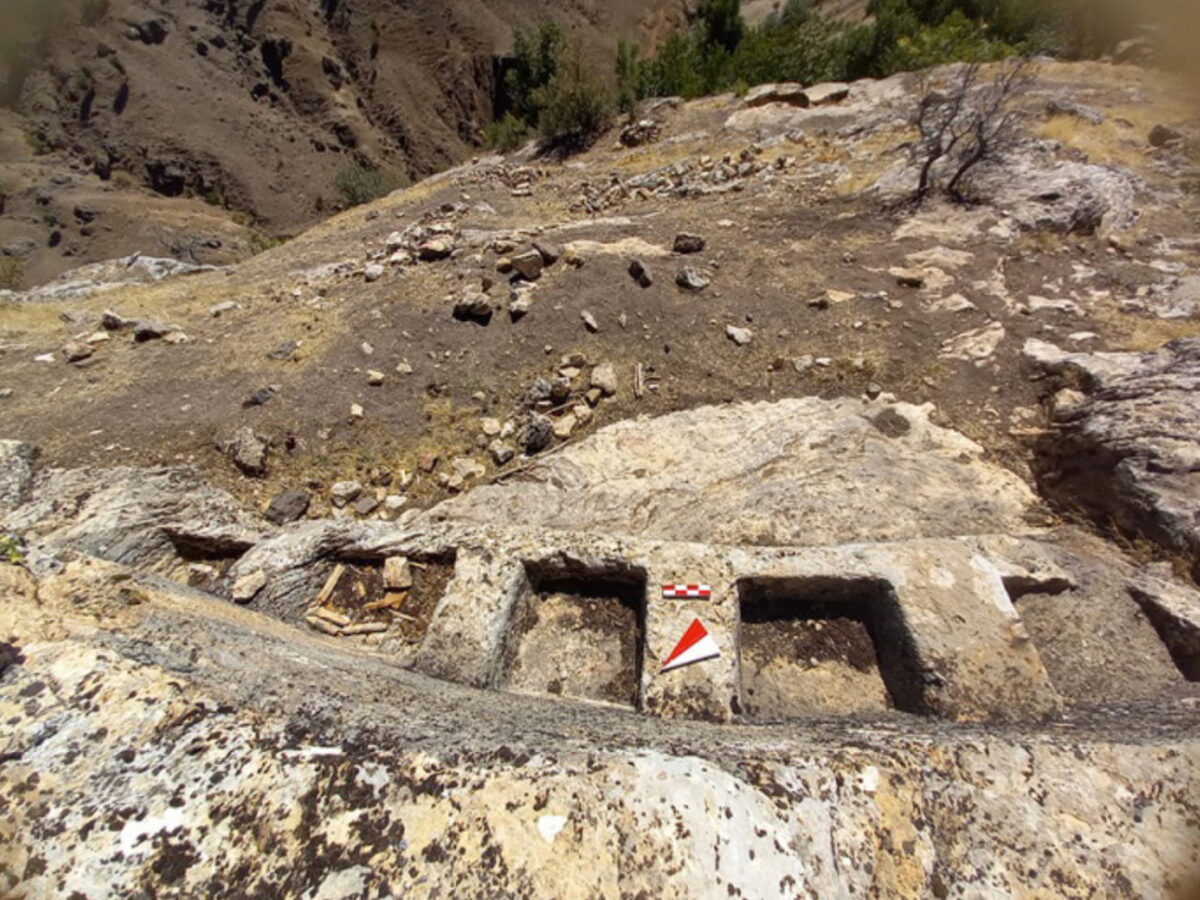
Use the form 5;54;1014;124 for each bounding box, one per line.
266;340;300;361
453;292;493;320
519;414;553;455
511;250;544;281
619;119;661;147
265;490;310;525
803;81;850;105
1149;124;1184;148
61;340;93;363
525;378;553;407
133;320;170;342
743;82;809;108
940;323;1005;361
673;233;705;254
725;324;753;346
509;290;533;319
231;568;268;603
532;240;562;265
209;300;239;317
1113;35;1153;64
221;427;270;477
1045;98;1105;125
590;362;618;396
629;259;653;288
353;496;380;516
489;440;515;465
418;239;455;261
874;147;1141;235
102;309;133;331
0;465;265;569
549;376;572;404
676;268;709;291
330;481;363;507
552;413;577;440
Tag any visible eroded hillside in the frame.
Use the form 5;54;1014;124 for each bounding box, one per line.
0;0;689;287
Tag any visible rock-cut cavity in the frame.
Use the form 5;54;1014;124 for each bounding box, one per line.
737;576;928;720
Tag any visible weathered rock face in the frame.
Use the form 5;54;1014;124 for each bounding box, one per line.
0;440;37;512
424;398;1041;546
1027;338;1200;578
874;141;1142;235
1;465;268;572
0;254;221;304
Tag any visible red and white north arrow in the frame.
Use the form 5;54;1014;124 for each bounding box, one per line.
660;618;721;673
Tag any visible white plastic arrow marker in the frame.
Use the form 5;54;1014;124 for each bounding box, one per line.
660;617;720;673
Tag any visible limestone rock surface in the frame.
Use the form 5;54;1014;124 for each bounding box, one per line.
424;398;1040;545
1027;338;1200;576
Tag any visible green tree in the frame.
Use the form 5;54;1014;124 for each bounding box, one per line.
615;38;642;116
698;0;745;55
505;22;565;126
638;32;708;99
537;46;614;152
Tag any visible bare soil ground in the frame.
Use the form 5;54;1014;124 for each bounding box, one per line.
739;614;891;719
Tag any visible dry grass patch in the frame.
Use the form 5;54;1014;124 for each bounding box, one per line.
1092;297;1200;351
1036;114;1152;170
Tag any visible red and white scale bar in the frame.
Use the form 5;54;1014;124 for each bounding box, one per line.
661;584;712;599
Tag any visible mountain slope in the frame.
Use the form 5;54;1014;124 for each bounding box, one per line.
10;0;686;232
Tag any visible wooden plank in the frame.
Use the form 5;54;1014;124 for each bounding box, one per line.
342;622;388;636
305;616;342;636
313;607;350;627
316;563;346;606
365;591;408;612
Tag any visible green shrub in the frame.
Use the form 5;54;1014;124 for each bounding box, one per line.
636;32;709;99
247;230;282;255
698;0;745;55
485;112;532;151
732;13;855;86
883;10;1017;71
0;257;23;291
536;51;614;152
334;163;406;208
0;533;24;565
619;0;1066;104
